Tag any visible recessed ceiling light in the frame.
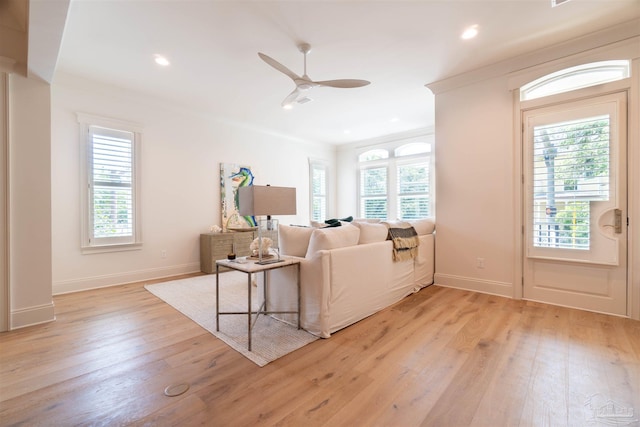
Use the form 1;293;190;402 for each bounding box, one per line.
390;117;400;123
461;25;479;40
551;0;571;6
343;129;351;135
154;54;170;66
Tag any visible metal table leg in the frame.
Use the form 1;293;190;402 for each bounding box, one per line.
247;272;252;351
297;263;301;329
215;263;220;331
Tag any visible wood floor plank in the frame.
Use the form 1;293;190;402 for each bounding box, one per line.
1;275;638;427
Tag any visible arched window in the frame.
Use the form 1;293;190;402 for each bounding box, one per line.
358;149;389;162
395;142;431;157
520;60;630;101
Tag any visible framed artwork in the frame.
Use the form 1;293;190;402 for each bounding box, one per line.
220;163;256;231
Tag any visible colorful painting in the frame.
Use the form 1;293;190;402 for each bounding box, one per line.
220;163;257;231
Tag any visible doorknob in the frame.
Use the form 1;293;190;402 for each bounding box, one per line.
614;208;622;234
601;209;623;234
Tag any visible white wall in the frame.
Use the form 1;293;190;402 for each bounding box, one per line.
433;76;515;296
51;73;335;294
9;74;55;328
428;26;640;320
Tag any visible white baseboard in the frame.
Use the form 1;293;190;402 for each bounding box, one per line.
11;302;55;330
434;273;514;298
53;262;201;295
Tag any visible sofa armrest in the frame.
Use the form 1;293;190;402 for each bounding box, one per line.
261;253;332;338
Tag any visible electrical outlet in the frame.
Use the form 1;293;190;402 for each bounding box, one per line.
161;250;167;259
477;257;485;269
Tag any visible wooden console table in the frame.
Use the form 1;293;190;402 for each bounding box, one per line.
200;230;278;273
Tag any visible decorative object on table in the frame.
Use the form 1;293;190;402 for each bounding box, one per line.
227;225;258;232
220;163;257;231
199;231;278;273
210;225;222;233
228;240;237;260
239;185;297;264
250;237;272;257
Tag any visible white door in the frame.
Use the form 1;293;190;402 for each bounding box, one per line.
523;92;627;315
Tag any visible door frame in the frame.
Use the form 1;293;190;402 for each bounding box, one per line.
0;72;8;332
522;91;627;315
513;76;638;319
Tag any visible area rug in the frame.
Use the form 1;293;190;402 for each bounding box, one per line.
144;272;318;367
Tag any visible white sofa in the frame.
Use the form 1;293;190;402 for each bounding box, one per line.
262;219;435;338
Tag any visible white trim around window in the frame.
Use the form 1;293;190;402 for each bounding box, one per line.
77;113;143;254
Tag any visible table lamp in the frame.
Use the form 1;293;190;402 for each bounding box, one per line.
238;185;297;264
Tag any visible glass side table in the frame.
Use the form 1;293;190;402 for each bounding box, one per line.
215;256;301;351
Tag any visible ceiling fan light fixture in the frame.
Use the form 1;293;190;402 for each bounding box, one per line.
259;43;369;108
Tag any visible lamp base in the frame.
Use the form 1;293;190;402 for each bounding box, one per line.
256;258;285;265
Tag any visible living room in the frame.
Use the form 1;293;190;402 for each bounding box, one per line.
3;0;638;331
1;1;640;424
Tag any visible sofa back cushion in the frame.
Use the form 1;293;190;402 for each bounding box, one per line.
306;224;360;257
408;218;435;235
278;224;314;257
352;221;388;244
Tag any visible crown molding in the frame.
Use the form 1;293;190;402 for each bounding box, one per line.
426;18;640;95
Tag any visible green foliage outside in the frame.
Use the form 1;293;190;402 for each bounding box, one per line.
94;188;132;238
534;116;609;250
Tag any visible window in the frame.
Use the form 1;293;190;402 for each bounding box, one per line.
358;139;432;220
531;115;610;250
309;160;329;221
78;114;142;252
360;164;388;219
397;159;430;220
358;149;388;162
520;60;629;101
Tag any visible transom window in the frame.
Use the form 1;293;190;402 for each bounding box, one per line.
520;60;629;101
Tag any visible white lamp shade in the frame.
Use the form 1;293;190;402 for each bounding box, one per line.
238;185;297;216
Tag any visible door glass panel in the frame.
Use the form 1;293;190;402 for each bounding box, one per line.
531;115;610;250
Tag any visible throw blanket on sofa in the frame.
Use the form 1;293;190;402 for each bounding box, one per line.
387;223;420;261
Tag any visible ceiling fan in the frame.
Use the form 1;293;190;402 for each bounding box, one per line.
258;43;371;109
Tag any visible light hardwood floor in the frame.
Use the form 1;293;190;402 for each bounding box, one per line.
1;274;639;426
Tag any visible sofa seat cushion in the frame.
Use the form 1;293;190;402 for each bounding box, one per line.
306;224;360;257
279;224;314;257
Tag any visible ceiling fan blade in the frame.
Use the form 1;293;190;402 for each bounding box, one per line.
313;79;371;88
258;52;300;81
281;88;300;108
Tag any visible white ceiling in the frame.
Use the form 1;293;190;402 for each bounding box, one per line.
54;0;640;145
